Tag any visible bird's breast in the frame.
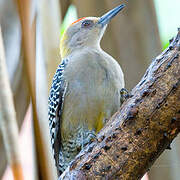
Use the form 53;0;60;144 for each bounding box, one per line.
61;49;124;139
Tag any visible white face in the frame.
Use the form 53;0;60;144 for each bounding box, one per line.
64;17;107;50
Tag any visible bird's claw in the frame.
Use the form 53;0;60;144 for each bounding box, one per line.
81;132;96;150
120;88;132;104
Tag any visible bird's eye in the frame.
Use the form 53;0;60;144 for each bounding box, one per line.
81;20;94;28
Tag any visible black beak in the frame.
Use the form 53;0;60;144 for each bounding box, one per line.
98;4;125;27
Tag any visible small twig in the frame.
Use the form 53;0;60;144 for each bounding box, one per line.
14;0;56;179
0;27;24;180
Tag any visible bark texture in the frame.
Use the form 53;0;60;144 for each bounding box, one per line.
59;30;180;180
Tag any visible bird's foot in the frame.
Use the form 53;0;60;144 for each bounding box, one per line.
120;88;132;104
81;131;96;150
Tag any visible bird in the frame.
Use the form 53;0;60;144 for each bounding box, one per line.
48;4;126;176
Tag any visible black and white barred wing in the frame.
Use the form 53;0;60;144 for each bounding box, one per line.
48;59;68;170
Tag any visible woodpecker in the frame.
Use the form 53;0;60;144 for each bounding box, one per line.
48;4;125;175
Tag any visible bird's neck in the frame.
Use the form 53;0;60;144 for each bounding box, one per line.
60;32;101;59
60;32;70;59
60;42;101;59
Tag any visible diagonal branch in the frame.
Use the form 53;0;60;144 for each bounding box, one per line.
59;29;180;179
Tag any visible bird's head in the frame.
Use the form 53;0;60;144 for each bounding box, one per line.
60;4;125;59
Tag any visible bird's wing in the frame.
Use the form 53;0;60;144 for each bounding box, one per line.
48;58;68;171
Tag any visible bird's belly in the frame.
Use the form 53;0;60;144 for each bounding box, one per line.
61;54;124;141
61;78;121;141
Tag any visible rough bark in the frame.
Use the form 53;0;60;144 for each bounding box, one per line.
59;30;180;180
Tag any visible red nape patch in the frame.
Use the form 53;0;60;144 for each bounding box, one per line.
71;17;86;25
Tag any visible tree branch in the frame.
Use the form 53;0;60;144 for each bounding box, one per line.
59;29;180;179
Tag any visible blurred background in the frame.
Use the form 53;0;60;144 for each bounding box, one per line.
0;0;179;179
